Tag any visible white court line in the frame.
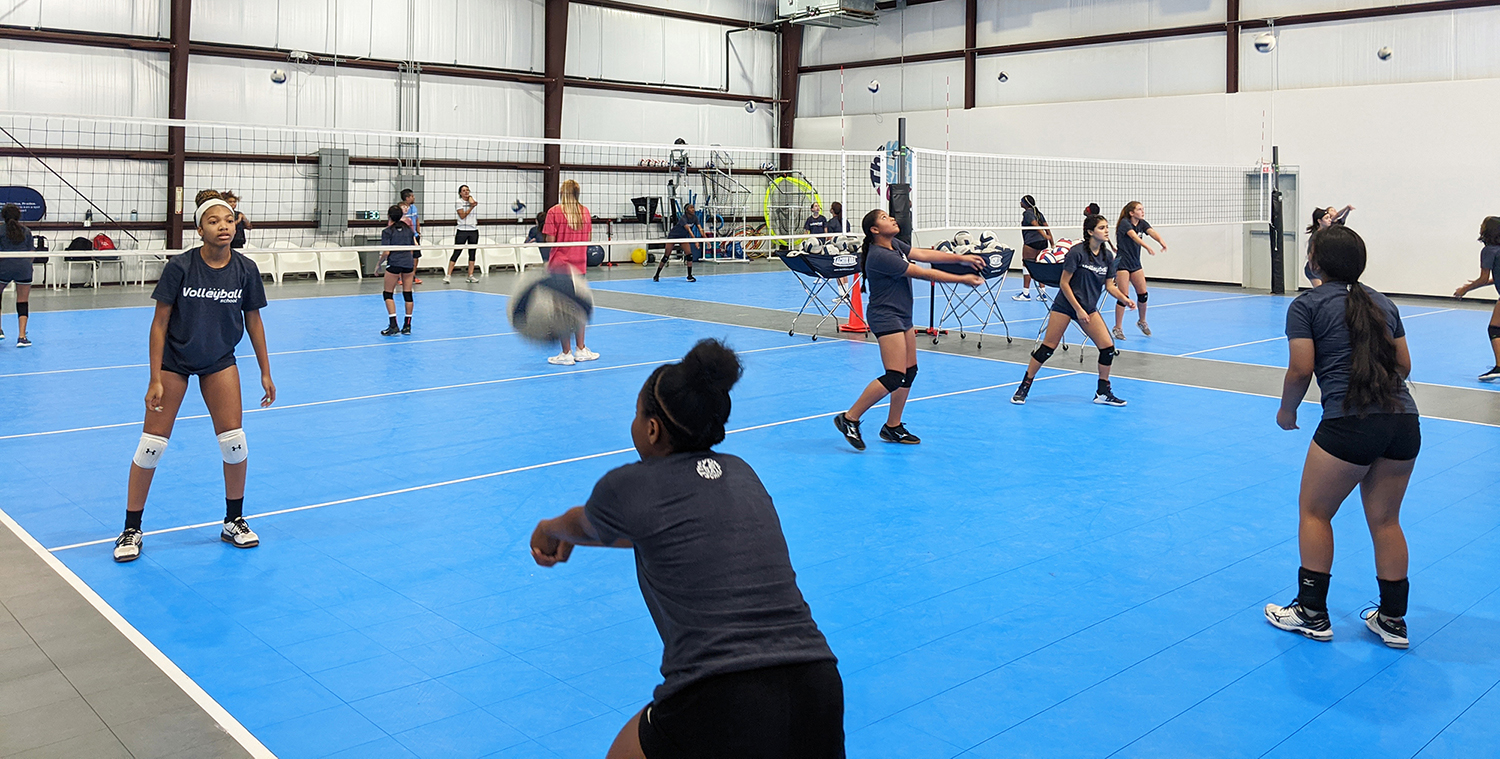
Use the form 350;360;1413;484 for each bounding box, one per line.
0;340;833;442
0;507;277;758
1177;335;1286;357
0;316;671;379
49;370;1081;552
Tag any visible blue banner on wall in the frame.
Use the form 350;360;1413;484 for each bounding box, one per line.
0;187;46;221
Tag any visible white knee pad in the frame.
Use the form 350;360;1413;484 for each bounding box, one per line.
133;433;170;469
217;428;248;464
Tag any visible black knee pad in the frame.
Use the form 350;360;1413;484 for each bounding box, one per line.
402;290;414;303
877;369;905;392
1137;292;1148;304
383;290;395;302
1031;344;1055;364
15;302;27;317
901;365;918;388
1098;346;1117;366
1489;325;1500;341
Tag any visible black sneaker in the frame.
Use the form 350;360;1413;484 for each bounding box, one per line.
686;275;697;282
113;528;143;563
1479;366;1500;382
401;323;412;335
1094;383;1127;407
652;274;660;282
1360;606;1409;649
1011;375;1033;405
381;325;400;336
16;336;31;348
833;413;865;451
1264;599;1333;641
879;423;921;444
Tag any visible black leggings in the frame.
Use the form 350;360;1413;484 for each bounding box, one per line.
450;229;479;262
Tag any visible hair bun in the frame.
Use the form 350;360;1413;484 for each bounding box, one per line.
194;189;223;207
679;339;742;394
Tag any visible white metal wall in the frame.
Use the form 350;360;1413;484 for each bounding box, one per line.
800;0;966;66
976;0;1227;47
4;0;168;37
0;41;167;117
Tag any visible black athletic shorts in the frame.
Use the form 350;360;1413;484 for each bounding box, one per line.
385;265;414;274
638;660;845;759
1313;413;1421;466
162;350;235;379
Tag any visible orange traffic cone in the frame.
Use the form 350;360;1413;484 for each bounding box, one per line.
839;276;869;333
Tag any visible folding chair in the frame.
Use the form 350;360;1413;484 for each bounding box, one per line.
781;250;859;340
1022;258;1102;361
932;246;1014;349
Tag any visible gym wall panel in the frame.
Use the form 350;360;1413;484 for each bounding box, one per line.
419;76;545;139
27;0;166;37
799;59;966;118
973;34;1222;107
975;0;1228;47
1454;7;1500;80
1237;12;1480;92
0;41;167;118
800;0;966;67
1242;0;1436;17
187;57;400;130
560;90;774;147
566;5;775;95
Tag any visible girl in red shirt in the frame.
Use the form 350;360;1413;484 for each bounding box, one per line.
542;179;596;365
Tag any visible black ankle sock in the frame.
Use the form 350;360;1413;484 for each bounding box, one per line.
388;316;398;327
1378;577;1409;618
1297;567;1332;613
1097;378;1111;393
125;510;143;531
225;497;243;522
403;316;411;327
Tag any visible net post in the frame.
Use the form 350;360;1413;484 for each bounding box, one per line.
1270;144;1284;295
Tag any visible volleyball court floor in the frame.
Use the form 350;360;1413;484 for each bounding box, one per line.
2;273;1499;758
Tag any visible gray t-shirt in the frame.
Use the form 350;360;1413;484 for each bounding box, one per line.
585;451;835;702
1482;245;1500;292
1285;283;1418;419
863;238;914;334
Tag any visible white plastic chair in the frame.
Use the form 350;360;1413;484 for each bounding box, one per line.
134;239;167;286
477;237;515;275
243;249;279;284
269;241;322;282
512;236;544;272
314;241;361;279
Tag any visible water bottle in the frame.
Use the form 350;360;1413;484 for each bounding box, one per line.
131;209;138;222
84;209;93;227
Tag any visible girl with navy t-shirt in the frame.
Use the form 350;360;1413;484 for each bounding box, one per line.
1265;225;1419;650
832;209;983;450
1112;201;1166;340
530;340;843;758
0;203;35;346
378;204;417;336
1011;214;1134;407
112;190;275;563
1452;216;1500;382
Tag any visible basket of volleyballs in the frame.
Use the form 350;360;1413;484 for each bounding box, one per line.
507;270;595;343
1041;239;1072;263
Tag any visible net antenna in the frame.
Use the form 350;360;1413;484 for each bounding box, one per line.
0;123;139;245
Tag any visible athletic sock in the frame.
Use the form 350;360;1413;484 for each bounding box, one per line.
388;316;398;328
225;497;244;523
403;317;412;328
1097;378;1111;393
1297;567;1332;614
1377;577;1409;618
125;509;143;532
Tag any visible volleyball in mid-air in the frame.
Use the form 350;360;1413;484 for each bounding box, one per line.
508;271;594;343
270;69;288;84
867;80;881;94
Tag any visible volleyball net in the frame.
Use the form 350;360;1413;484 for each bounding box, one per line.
1;112;1270;282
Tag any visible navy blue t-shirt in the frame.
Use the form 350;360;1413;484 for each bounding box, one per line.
1285;283;1418;420
804;214;828;236
585;452;835;702
1053;242;1116;317
1482;245;1500;292
382;223;416;269
0;228;35;283
1022;209;1048;249
1116;218;1151;269
151;248;268;375
863;238;914;334
826;214;845;235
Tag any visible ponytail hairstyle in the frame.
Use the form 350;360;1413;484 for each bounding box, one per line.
559;179;584;229
1480;216;1500;246
2;203;24;244
1083;213;1111;255
857;208;884;284
387;204;409;231
1117;201;1142;226
1021;195;1047;227
639;339;744;452
1306;207;1330;235
1309;225;1403;416
1084;203;1100;217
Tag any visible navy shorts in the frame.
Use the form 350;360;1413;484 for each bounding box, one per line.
162;350;236;378
385;265;414;274
638;660;844;759
1313;413;1421;466
1116;250;1143;273
1050;298;1096;320
0;259;34;285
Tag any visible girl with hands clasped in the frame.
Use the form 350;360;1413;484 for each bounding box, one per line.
531;340;843;759
113;190;275;563
1266;225;1419;650
1452;216;1500;382
1012;214;1133;407
832;209;984;450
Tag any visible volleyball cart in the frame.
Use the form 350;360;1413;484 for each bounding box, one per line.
1022;258;1104;361
930;246;1014;349
781;250;860;340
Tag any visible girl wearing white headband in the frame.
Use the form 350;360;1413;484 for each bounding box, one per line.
112;189;277;563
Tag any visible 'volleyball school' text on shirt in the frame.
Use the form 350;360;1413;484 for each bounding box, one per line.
180;286;244;304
